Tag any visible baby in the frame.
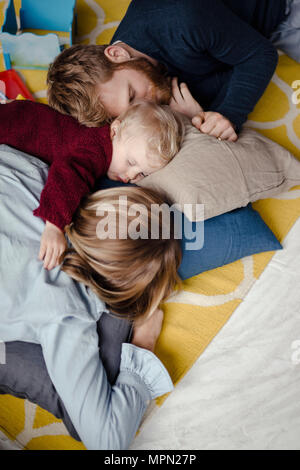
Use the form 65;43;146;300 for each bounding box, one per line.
0;100;184;269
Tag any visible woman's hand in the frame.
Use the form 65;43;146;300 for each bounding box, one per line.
131;308;164;353
169;77;203;119
38;221;68;270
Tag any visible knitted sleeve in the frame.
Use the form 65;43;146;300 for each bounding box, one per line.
33;152;104;231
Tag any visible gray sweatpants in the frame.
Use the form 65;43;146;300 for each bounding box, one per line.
270;0;300;62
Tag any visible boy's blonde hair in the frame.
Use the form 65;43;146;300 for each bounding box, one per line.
116;102;185;167
61;186;182;321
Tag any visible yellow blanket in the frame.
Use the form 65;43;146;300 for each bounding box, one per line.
0;0;299;450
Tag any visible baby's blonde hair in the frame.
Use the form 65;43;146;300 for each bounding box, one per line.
61;186;182;321
116;102;185;168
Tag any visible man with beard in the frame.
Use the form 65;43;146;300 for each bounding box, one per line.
47;0;299;141
47;43;238;142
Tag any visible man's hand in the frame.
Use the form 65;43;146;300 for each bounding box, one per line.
192;111;238;142
169;77;203;119
169;78;237;141
131;308;164;353
38;220;67;270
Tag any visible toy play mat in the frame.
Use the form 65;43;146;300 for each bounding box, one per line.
0;0;300;451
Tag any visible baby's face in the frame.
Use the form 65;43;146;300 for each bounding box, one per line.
108;125;164;184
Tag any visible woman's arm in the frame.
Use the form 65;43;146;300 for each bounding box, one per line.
39;310;173;450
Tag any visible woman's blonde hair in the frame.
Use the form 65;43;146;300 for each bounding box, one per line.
116;102;185;167
61;186;182;321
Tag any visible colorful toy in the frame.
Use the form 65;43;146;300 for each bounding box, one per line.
0;69;35;101
0;0;77;70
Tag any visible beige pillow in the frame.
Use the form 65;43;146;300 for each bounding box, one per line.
137;120;300;221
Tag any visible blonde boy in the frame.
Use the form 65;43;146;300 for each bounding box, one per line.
0;99;184;269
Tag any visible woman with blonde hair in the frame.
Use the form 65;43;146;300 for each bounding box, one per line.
63;185;182;322
0;145;181;449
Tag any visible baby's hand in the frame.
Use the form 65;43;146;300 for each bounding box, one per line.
38;221;67;270
169;77;203;119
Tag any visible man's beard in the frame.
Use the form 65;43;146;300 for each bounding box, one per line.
116;57;173;104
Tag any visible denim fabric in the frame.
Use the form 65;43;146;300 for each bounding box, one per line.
270;0;300;62
0;313;133;441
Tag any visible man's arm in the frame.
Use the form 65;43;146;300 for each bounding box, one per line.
179;0;278;130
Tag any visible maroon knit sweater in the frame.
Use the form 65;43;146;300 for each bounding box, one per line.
0;100;112;230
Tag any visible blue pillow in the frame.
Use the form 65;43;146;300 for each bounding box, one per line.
97;177;282;281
